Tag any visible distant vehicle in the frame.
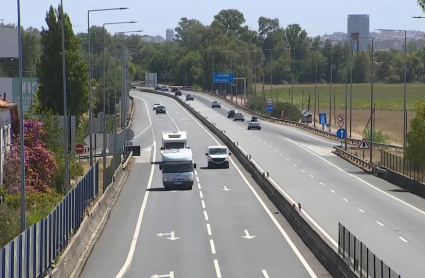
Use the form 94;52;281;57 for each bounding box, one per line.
175;90;182;96
211;101;221;108
161;86;169;91
155;86;161;90
227;110;236;118
234;112;244;121
153;103;161;110
206;146;231;169
156;105;166;114
161;131;188;150
171;87;178;92
131;84;137;89
248;117;261;130
186;94;194;101
159;149;196;190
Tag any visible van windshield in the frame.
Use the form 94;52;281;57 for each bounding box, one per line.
209;148;227;155
162;161;193;173
165;142;185;149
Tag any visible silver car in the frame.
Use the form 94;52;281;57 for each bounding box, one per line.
248;117;261;130
234;112;244;121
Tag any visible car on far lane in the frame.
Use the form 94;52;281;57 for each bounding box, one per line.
186;94;194;101
175;90;182;96
211;101;221;108
156;105;166;114
171;87;178;92
155;86;161;90
161;86;169;91
153;103;161;110
227;110;236;118
247;117;261;130
234;112;244;121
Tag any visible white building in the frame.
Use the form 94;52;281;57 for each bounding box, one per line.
0;99;14;185
166;29;174;41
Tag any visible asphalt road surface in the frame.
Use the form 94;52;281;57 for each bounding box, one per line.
169;89;425;278
79;90;329;278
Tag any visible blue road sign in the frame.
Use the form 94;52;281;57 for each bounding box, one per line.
213;73;234;83
337;128;346;140
266;104;273;112
319;113;327;125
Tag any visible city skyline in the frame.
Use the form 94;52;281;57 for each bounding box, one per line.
1;0;424;38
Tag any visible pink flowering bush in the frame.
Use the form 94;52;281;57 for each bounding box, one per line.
4;120;57;193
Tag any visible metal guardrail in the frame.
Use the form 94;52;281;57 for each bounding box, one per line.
339;223;401;278
332;146;386;176
179;86;403;151
0;163;99;278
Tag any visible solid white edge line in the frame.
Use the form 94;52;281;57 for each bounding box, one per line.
131;96;152;139
204;210;209;221
262;269;270;278
284;136;425;218
210;239;216;254
207;224;212;236
169;95;318;277
214;260;222;278
115;142;156;276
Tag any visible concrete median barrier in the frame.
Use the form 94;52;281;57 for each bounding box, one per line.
141;88;357;278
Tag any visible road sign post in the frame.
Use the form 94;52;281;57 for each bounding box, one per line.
213;73;234;83
266;104;273;113
337;128;346;146
337;114;345;128
267;98;273;104
319;113;327;129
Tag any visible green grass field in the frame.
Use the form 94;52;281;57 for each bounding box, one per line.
256;83;425;111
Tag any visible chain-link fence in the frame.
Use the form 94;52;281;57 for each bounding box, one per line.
338;223;401;278
380;150;425;183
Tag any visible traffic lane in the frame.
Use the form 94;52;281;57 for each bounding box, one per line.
148;92;326;277
80;154;153;278
180;90;338;148
128;94;151;140
121;96;215;277
181;100;425;277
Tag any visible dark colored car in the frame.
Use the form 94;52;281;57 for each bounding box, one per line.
186;94;194;101
155;86;161;90
171;87;178;92
156;105;166;114
227;110;236;118
175;90;182;96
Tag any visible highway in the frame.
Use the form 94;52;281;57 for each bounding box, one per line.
79;90;329;278
171;89;425;278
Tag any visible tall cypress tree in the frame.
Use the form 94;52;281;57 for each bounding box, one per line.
36;5;88;118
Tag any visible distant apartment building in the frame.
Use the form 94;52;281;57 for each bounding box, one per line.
141;35;165;43
347;14;370;51
166;29;174;41
273;18;279;30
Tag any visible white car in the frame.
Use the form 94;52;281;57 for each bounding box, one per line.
206;146;231;168
248;117;261;130
153;103;161;110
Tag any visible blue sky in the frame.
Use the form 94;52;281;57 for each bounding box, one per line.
1;0;424;37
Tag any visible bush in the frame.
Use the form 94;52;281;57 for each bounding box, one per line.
363;128;388;144
50;148;84;193
405;101;425;164
0;205;21;248
246;97;301;122
4;120;57;193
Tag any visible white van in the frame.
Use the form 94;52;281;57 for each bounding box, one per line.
161;131;188;151
205;146;231;168
159;149;196;190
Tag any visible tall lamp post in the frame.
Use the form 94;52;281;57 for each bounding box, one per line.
354;36;374;162
88;7;128;169
102;21;136;191
377;28;407;149
16;0;26;232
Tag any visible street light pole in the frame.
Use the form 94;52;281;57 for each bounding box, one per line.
376;29;407;148
17;0;26;232
102;21;136;191
88;8;128;170
314;59;318;128
60;0;69;194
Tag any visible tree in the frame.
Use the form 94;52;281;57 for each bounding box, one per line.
418;0;425;12
36;5;88;118
22;27;41;73
4;120;57;194
405;101;425;164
